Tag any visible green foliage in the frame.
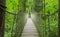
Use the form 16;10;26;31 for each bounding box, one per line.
5;13;14;37
5;0;19;37
6;0;18;13
45;0;58;14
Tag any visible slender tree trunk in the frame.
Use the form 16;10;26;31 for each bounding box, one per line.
0;0;6;37
58;0;60;37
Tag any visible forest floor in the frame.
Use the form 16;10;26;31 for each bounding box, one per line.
21;18;39;37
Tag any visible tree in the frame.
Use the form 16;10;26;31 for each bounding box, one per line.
58;0;60;37
0;0;6;37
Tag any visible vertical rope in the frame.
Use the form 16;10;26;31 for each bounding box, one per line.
48;12;50;37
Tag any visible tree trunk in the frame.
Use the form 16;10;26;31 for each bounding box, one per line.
58;0;60;37
0;0;6;37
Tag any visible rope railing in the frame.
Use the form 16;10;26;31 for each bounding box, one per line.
0;7;17;15
0;6;27;15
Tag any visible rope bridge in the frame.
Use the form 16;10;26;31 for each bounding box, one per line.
0;0;58;37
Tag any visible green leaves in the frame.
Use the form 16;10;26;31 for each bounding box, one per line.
45;0;58;14
6;0;18;13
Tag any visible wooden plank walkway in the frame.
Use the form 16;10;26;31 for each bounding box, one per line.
21;18;39;37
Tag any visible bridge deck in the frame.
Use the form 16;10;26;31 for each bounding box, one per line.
21;18;39;37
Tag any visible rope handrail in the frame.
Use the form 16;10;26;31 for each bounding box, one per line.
0;6;27;15
0;6;18;15
32;10;58;16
